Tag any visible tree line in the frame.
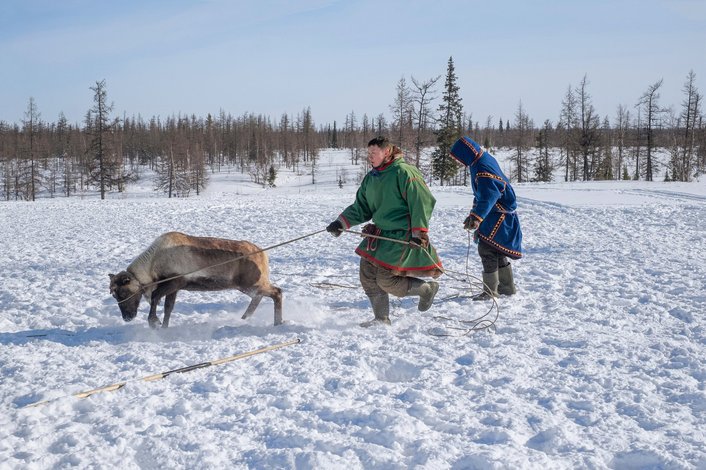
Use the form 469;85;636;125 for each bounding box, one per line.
1;59;704;201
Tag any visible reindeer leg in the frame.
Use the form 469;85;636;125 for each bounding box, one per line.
162;291;178;329
150;279;186;329
241;294;263;320
271;286;283;326
250;285;283;325
147;297;162;329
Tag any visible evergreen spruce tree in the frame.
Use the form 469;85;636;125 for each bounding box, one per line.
87;80;126;199
267;164;277;187
595;150;614;180
670;161;679;182
22;97;41;201
595;116;614;180
431;56;463;185
532;120;553;182
154;147;191;197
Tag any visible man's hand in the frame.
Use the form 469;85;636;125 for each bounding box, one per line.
463;215;480;231
410;231;429;249
326;220;344;237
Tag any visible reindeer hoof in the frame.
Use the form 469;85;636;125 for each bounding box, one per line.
148;317;161;329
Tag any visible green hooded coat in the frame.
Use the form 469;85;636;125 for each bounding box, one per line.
337;157;443;278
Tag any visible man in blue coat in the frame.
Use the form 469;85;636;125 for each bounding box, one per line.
450;136;523;300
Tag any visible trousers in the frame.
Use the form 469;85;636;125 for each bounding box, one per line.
478;240;510;273
359;258;411;298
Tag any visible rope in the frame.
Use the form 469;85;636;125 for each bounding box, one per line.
114;227;499;336
342;229;499;337
343;228;421;247
309;281;358;289
118;229;327;305
428;230;499;337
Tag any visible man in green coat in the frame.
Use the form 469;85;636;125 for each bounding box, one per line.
327;136;443;327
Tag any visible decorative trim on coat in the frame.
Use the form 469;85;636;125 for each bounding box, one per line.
355;247;443;277
478;235;523;259
489;214;505;239
450;137;484;166
476;172;507;187
338;215;352;229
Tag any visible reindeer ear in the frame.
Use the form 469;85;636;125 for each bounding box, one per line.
120;276;132;286
109;273;115;281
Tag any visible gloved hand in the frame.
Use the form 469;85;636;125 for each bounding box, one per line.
410;231;429;249
463;215;480;231
326;220;344;237
361;223;379;236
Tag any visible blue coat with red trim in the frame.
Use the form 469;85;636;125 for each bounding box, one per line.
450;136;523;259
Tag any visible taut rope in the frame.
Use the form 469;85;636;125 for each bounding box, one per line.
118;229;327;305
114;227;498;336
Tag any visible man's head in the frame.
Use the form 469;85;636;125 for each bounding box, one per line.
367;136;401;168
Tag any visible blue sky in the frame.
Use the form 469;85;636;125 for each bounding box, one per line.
1;0;705;128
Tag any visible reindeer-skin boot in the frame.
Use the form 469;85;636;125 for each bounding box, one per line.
407;278;440;312
360;294;391;327
472;271;499;301
497;264;516;296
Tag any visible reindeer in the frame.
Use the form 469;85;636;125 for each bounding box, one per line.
109;232;282;328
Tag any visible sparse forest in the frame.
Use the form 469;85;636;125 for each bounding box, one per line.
1;59;704;200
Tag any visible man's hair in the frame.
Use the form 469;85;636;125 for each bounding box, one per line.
367;136;391;148
368;136;403;160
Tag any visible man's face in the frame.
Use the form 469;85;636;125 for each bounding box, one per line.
367;145;389;168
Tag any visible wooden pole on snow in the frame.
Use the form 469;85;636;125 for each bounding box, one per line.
22;338;301;409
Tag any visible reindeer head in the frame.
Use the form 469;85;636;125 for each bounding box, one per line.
109;271;142;321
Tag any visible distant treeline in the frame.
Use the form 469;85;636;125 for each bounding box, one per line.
2;60;704;200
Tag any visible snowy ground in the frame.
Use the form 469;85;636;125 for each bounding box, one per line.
1;149;705;469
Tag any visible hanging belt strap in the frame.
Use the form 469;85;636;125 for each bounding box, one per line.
362;224;382;251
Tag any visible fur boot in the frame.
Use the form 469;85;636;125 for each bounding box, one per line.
407;278;440;312
360;294;391;327
473;271;499;301
497;264;516;296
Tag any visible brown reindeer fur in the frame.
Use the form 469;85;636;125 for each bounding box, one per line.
109;232;282;328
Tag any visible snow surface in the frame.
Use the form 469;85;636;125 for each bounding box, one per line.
1;149;705;469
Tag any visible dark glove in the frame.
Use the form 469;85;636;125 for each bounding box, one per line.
410;232;429;249
326;220;344;237
361;223;379;236
463;215;480;231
